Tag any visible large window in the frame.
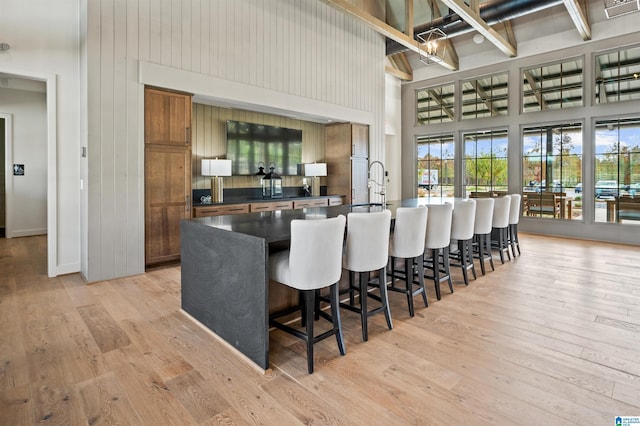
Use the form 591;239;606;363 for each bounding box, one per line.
522;58;583;112
417;134;454;197
461;72;508;120
594;118;640;224
522;124;583;220
595;45;640;104
416;83;455;125
463;129;508;196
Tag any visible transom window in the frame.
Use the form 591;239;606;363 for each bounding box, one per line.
461;72;508;120
463;129;508;196
522;58;583;112
595;45;640;104
416;133;455;197
416;83;455;125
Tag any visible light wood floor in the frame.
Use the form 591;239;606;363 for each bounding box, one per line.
1;234;640;425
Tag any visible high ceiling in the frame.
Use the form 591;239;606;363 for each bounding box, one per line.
321;0;640;81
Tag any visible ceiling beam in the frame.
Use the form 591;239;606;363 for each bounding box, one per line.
524;70;548;110
470;81;499;116
320;0;458;70
405;0;414;39
563;0;591;41
439;0;517;57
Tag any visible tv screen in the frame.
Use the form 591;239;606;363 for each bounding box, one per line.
226;120;302;176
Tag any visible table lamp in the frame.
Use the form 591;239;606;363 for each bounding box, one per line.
202;159;232;203
304;163;327;197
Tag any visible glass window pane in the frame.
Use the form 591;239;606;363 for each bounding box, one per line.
594;117;640;224
461;72;508;120
416;133;455;197
522;123;582;221
416;83;455;125
463;129;508;196
595;45;640;104
523;58;583;112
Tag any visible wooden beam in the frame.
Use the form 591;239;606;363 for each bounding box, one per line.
524;70;547;110
320;0;458;70
405;0;414;39
470;80;499;116
427;89;454;120
563;0;591;41
385;65;413;81
439;0;516;57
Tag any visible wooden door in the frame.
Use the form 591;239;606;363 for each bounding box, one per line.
145;145;192;265
144;88;191;146
351;123;369;158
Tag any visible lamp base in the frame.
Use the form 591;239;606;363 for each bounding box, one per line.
311;176;320;197
211;176;224;203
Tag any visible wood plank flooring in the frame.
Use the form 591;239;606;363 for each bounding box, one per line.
1;234;640;424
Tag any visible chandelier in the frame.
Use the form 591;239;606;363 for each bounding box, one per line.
416;28;447;66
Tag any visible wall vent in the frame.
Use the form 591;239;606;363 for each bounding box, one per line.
604;0;640;18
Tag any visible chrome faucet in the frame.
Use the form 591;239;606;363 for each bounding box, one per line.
368;160;386;206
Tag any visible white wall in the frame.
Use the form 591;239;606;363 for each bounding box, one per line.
384;73;402;201
83;0;387;282
0;0;81;275
0;87;47;237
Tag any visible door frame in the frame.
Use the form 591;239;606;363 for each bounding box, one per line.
1;113;13;238
0;70;57;277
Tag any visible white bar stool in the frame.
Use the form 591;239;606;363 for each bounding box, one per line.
449;198;477;285
423;203;454;301
342;210;393;342
388;206;429;317
508;193;522;257
269;215;347;374
473;198;495;275
491;195;512;264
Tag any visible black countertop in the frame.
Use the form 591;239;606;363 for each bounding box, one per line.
191;197;455;243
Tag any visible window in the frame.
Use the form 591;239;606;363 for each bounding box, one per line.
522;123;583;220
594;118;640;224
522;58;583;112
595;45;640;104
463;129;508;196
416;83;455;125
461;72;508;120
416;133;454;197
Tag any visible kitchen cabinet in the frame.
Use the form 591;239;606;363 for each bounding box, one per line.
144;87;192;266
193;203;250;218
326;123;369;204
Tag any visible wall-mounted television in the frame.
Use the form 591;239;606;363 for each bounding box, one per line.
226;120;302;176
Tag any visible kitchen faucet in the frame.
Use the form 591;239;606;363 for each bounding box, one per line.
368;160;386;206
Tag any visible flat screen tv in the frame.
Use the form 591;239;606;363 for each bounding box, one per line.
226;120;302;176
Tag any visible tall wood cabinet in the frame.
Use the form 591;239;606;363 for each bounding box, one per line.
326;123;369;204
144;87;192;266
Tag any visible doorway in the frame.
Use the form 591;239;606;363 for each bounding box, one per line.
0;71;56;276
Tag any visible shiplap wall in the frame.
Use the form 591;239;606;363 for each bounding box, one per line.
192;104;326;190
85;0;386;282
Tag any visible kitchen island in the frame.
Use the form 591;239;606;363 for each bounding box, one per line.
180;198;451;371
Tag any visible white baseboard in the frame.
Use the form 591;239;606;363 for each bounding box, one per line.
7;228;47;238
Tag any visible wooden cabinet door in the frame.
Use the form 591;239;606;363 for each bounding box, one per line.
351;123;369;158
351;156;369;205
144;87;191;146
145;145;192;265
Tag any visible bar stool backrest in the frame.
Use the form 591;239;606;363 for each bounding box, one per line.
286;215;346;289
492;195;512;229
345;210;392;273
509;193;522;225
425;203;453;249
451;199;477;241
474;198;495;235
390;206;428;259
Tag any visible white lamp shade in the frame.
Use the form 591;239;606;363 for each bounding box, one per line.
304;163;327;177
202;159;232;177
